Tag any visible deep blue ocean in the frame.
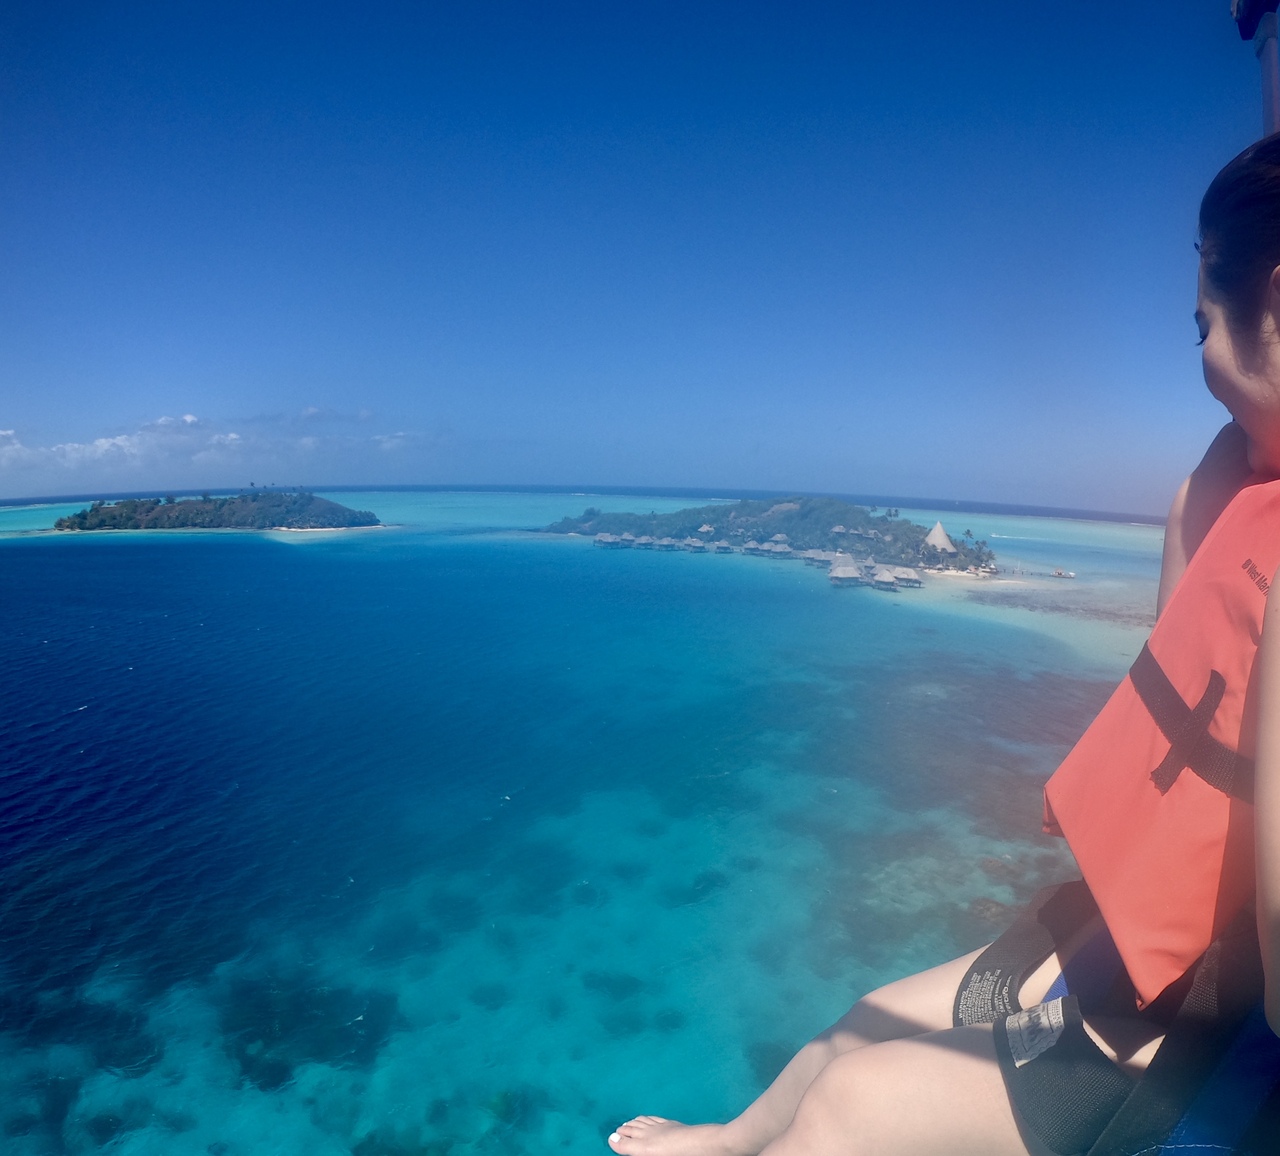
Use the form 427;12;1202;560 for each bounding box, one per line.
0;492;1163;1155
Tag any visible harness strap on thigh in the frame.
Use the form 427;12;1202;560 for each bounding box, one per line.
993;994;1135;1156
953;880;1097;1026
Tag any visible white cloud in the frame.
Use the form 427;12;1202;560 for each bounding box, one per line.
0;415;431;499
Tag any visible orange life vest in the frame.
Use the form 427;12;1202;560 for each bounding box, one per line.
1043;478;1277;1008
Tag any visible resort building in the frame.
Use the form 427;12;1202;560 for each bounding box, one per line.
829;561;864;586
925;521;957;553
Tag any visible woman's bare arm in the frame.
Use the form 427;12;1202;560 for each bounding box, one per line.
1252;588;1280;1035
1157;422;1253;616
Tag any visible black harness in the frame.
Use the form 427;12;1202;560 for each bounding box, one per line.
953;881;1280;1155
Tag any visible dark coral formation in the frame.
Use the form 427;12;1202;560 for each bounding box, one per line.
218;975;399;1091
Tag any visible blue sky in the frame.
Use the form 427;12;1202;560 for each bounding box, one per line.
0;2;1268;512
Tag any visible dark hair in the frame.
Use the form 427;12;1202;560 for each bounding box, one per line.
1198;132;1280;332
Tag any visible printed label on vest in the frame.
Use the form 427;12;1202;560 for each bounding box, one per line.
1004;997;1066;1068
1242;557;1271;594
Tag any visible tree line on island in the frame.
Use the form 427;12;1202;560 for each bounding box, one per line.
545;496;996;570
54;491;380;531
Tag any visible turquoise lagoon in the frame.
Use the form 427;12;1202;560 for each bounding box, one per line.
0;491;1162;1155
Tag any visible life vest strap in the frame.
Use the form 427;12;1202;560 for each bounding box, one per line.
1127;643;1254;803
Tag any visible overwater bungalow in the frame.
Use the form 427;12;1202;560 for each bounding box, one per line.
871;565;900;591
684;537;708;552
594;533;623;548
655;537;682;551
712;540;734;553
766;542;794;558
619;532;636;547
829;563;863;586
634;535;655;549
890;566;922;587
743;539;764;555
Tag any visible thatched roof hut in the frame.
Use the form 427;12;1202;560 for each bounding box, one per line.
871;565;900;590
925;521;957;553
829;562;864;586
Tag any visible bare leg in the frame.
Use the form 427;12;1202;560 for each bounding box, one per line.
758;1026;1051;1156
608;946;986;1156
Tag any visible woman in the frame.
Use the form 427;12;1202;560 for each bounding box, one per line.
606;136;1280;1156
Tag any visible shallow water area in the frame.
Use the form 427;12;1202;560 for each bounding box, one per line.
0;492;1159;1154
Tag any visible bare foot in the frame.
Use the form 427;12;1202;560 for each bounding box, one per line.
606;1116;740;1156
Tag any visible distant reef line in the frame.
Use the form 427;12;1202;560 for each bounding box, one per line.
0;484;1166;526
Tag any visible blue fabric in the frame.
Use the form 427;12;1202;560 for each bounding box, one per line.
1160;1004;1280;1153
1043;971;1069;1003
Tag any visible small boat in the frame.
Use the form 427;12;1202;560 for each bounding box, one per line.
1050;568;1077;579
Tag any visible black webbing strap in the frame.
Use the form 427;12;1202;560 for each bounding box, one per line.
1128;643;1254;803
953;881;1098;1026
994;994;1136;1156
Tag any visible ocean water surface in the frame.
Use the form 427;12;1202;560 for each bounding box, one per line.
0;492;1162;1155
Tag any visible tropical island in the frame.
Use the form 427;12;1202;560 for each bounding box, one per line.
54;491;380;531
545;496;996;580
